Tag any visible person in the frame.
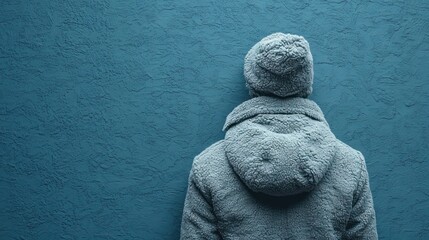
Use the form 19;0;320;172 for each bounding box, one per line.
180;32;378;239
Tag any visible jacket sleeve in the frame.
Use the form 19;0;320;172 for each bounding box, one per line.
180;162;222;240
344;152;378;240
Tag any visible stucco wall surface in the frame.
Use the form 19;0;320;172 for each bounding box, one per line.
1;0;428;239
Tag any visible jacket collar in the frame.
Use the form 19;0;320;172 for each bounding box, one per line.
223;96;327;131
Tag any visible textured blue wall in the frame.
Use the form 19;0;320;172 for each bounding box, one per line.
1;0;428;239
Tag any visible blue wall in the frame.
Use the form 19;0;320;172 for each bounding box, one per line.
1;0;428;239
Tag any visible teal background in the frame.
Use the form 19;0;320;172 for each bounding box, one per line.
1;0;428;239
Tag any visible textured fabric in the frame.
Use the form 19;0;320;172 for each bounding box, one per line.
244;33;313;98
180;96;378;239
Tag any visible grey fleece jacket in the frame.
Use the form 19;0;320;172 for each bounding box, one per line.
180;96;378;239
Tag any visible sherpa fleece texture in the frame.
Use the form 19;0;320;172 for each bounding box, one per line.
244;33;314;98
180;96;378;239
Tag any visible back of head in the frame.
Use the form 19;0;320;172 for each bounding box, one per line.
244;32;314;98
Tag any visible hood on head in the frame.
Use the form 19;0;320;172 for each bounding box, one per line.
223;96;337;196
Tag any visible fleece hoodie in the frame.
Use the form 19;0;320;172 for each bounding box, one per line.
180;96;377;239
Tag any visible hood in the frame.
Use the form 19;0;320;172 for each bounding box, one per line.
223;96;337;196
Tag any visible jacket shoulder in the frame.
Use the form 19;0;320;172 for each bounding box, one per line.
335;139;365;165
193;140;225;164
332;139;368;190
190;140;228;183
